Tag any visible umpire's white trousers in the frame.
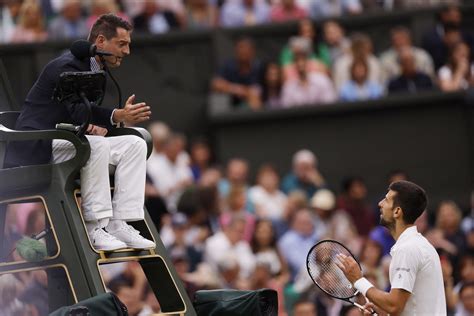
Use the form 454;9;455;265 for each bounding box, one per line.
52;135;147;222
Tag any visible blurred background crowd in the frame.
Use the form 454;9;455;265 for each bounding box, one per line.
1;0;474;316
1;0;474;108
4;126;473;316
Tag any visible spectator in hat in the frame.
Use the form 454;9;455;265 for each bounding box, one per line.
281;149;326;199
310;189;361;255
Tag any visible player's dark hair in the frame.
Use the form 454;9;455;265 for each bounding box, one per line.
88;13;132;43
389;180;427;224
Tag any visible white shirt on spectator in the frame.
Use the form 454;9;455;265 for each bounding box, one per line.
281;72;337;107
333;54;384;90
146;151;192;212
249;185;287;220
389;226;446;316
204;231;256;279
438;64;474;90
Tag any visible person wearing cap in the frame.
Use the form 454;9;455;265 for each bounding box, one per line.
310;189;360;254
281;149;326;199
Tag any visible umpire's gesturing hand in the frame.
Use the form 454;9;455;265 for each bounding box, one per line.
113;94;151;125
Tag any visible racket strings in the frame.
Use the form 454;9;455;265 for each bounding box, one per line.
307;241;357;299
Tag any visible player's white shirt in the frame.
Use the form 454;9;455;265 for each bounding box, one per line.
389;226;446;316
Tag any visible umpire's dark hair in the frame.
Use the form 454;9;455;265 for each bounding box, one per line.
389;180;427;224
88;13;132;43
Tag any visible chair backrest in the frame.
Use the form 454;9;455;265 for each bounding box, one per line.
0;59;18;111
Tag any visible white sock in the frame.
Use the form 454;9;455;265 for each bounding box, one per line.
106;219;125;232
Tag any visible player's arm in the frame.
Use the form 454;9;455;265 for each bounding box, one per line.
365;286;411;314
337;254;411;314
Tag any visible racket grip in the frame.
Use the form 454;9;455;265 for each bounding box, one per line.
353;302;378;315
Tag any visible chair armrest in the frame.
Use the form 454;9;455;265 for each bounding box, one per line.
0;125;91;168
106;127;153;158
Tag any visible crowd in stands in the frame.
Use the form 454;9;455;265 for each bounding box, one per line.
2;117;472;315
111;122;471;315
0;0;462;44
211;4;474;110
1;0;471;109
1;1;474;316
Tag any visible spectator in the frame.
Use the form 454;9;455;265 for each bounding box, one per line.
146;133;193;213
380;26;435;80
278;208;318;279
220;185;256;242
218;158;252;210
250;219;290;282
336;176;375;237
281;149;325;199
86;0;129;31
436;201;467;278
249;164;287;220
333;33;384;90
457;281;474;316
438;41;474;91
0;0;23;43
310;189;361;255
422;5;474;70
219;0;270;28
212;38;263;109
292;299;317;316
281;38;336;107
204;215;256;279
132;0;179;35
184;0;218;29
309;0;362;20
10;0;48;43
388;47;435;94
260;62;283;109
47;0;88;40
359;239;387;289
158;0;186;27
339;58;384;102
145;121;171;226
275;190;308;238
250;260;288;316
270;0;308;23
189;137;212;182
323;20;351;65
0;274;32;316
280;19;331;74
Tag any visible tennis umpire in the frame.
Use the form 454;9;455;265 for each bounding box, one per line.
337;180;446;315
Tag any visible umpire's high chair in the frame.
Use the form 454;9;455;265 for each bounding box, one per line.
0;62;196;315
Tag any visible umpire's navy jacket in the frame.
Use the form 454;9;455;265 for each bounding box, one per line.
4;52;114;167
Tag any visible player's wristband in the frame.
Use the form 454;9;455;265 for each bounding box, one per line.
354;277;374;296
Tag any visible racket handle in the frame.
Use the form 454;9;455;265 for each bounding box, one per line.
353;302;378;315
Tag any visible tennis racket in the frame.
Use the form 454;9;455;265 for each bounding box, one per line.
306;239;377;315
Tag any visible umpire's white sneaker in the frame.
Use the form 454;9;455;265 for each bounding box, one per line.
106;221;155;249
89;228;127;251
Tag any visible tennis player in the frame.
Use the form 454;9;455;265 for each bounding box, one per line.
336;180;446;315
